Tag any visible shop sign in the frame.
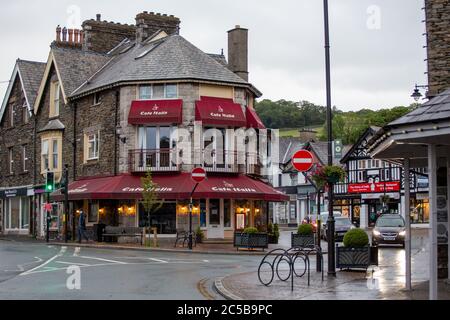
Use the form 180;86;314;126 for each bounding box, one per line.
209;106;236;120
362;192;400;200
0;187;28;198
348;181;400;194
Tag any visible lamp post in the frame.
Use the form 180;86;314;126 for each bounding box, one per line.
410;84;428;102
323;0;336;276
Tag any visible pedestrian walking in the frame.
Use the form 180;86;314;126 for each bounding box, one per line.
78;209;89;243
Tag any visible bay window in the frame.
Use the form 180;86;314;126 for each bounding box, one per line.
41;140;49;171
138;84;178;100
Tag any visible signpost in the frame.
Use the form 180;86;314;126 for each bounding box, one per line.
292;150;314;173
189;168;207;250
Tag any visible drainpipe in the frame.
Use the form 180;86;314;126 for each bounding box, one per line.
114;90;120;176
72;102;77;181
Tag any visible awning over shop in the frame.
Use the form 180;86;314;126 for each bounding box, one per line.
128;99;183;125
195;96;247;127
51;174;288;202
246;108;266;129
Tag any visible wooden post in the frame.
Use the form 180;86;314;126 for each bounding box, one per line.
152;227;158;247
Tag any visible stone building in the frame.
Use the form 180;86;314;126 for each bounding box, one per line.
1;11;287;240
0;60;45;235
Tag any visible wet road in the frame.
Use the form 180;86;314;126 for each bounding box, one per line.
0;228;430;300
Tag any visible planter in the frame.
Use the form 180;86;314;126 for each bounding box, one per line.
268;234;279;244
336;245;378;270
234;232;268;251
291;233;315;248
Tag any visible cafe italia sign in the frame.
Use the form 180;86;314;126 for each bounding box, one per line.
210;105;236;120
140;104;168;117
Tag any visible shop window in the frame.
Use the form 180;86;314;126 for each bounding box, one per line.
21;197;29;229
89;202;99;223
235;200;250;230
224;200;231;228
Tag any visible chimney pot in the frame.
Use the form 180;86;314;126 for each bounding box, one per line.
68;29;74;43
96;14;101;21
74;29;80;43
235;25;241;29
62;27;68;42
56;25;62;42
143;11;148;14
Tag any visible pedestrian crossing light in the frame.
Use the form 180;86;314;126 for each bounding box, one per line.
46;171;55;193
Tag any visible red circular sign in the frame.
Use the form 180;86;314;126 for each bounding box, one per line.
292;150;314;172
191;167;207;183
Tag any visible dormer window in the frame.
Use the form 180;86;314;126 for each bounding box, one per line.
49;81;60;117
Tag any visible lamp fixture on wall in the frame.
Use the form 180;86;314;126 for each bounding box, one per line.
116;125;127;143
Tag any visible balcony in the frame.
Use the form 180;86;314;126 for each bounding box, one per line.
198;150;241;174
128;149;180;173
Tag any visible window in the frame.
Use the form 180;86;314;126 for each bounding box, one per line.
8;147;13;174
9;106;14;128
41;140;49;171
93;93;101;105
87;133;100;160
139;84;178;100
52;140;59;169
139;86;152;100
50;82;60;117
165;84;178;99
22;102;29;124
89;202;99;223
22;145;28;172
224;200;231;228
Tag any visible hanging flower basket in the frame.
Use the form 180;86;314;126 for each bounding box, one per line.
311;165;346;189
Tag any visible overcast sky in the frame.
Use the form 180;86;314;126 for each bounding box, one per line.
0;0;427;111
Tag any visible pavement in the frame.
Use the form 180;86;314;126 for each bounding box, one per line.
1;228;449;300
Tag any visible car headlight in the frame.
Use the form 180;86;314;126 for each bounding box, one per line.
373;230;381;236
399;231;406;237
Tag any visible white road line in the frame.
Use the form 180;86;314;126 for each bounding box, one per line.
78;256;128;265
55;261;91;267
149;258;168;263
20;254;60;276
61;246;67;254
73;247;81;257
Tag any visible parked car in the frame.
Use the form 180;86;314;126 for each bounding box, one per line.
323;217;355;242
372;214;406;248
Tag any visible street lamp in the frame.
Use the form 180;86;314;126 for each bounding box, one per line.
410;84;428;102
323;0;336;276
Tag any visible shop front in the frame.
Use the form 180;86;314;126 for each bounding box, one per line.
52;174;288;240
0;187;34;235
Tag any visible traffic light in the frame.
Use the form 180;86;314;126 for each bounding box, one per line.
46;171;55;193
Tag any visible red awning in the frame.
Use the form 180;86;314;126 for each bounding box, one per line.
51;174;288;202
195;96;247;127
128;99;183;125
246;108;266;129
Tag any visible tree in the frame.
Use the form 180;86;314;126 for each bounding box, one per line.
141;170;165;233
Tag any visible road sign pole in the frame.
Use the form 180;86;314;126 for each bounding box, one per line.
46;191;50;243
189;183;200;250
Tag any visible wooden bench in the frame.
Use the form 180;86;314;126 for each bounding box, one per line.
102;226;143;244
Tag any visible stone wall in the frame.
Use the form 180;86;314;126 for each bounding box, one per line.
135;12;180;43
425;0;450;96
0;76;35;188
82;20;136;54
74;91;118;179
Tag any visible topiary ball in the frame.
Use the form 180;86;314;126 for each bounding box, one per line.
343;228;369;247
298;224;314;236
243;227;259;234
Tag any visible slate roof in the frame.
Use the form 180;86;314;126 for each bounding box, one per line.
72;35;258;97
279;137;305;165
17;60;46;109
39;119;65;133
51;46;110;97
389;89;450;126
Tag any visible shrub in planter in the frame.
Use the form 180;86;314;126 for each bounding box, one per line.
243;227;259;234
298;223;314;235
343;228;369;248
337;228;373;270
311;165;346;189
267;223;280;244
292;223;315;248
195;227;205;244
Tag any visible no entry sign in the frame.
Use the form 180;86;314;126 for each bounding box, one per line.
191;167;207;183
292;150;314;172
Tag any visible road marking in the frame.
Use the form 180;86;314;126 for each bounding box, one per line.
73;247;81;257
55;261;91;267
20;254;60;276
61;246;67;254
149;258;168;263
197;278;215;300
78;256;128;265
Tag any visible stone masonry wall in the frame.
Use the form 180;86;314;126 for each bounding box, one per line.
0;76;35;188
425;0;450;96
82;20;136;54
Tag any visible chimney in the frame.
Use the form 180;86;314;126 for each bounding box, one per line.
54;25;83;48
96;14;101;22
228;25;249;82
135;11;180;44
